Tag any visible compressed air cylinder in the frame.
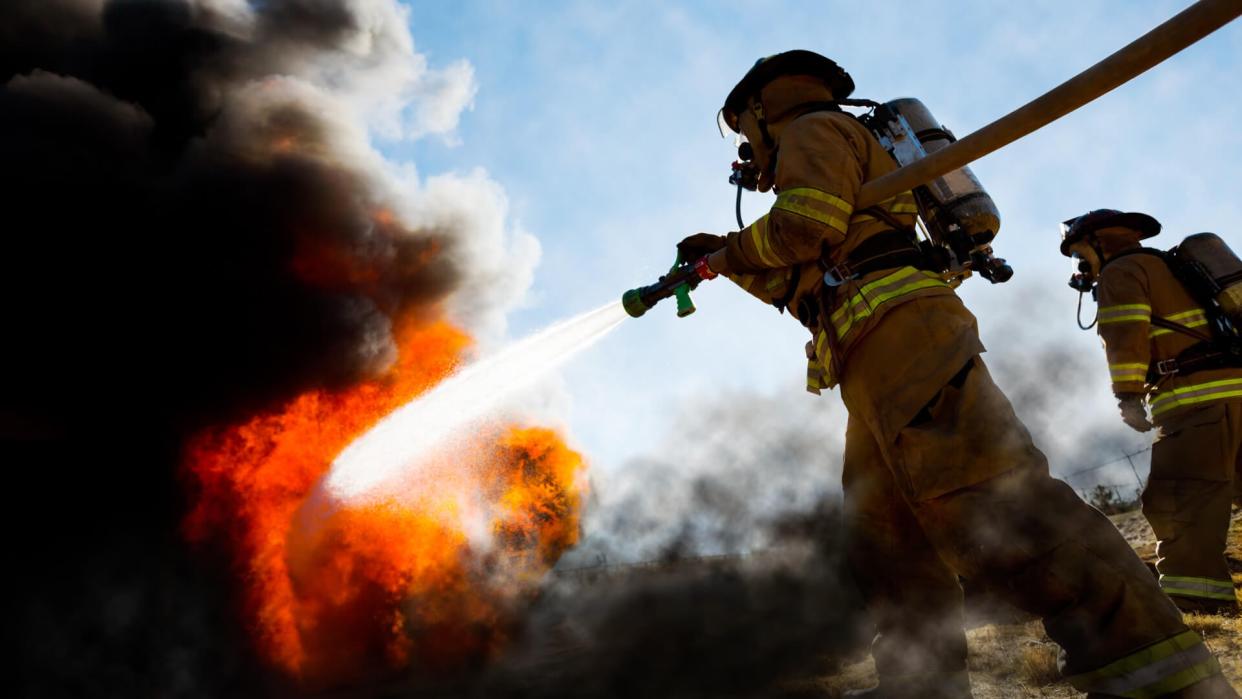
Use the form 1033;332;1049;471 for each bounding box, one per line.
886;98;1001;244
1177;232;1242;322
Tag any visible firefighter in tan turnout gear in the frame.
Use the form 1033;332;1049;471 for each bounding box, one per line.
676;51;1238;698
1062;209;1242;615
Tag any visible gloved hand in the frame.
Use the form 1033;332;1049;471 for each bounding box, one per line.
677;233;727;264
1117;393;1152;432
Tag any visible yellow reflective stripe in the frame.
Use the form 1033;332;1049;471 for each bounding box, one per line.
885;192;918;214
764;269;791;291
1066;630;1220;699
832;276;948;335
1165;309;1208;322
1099;303;1152;325
1151;319;1208;338
830;267;949;339
849;192;917;222
1149;309;1209;337
1161;575;1235;589
1110;362;1148;383
1160;575;1237;601
727;272;756;292
773;187;851;233
806;357;827;394
829;267;924;325
1150;377;1242;417
747;216;782;267
1130;659;1223;699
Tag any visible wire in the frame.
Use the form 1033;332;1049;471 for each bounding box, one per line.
1062;445;1152;481
1077;290;1098;330
735;182;745;230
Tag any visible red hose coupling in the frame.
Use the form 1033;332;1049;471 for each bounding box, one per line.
694;256;718;280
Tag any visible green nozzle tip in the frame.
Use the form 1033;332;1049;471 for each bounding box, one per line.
622;289;649;318
674;283;695;318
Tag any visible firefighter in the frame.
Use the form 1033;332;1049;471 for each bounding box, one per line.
1061;209;1242;616
677;51;1238;698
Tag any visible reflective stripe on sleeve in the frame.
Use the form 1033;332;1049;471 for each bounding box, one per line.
773;187;852;233
746;215;783;267
1150;377;1242;417
1098;303;1152;325
1065;630;1221;699
1160;575;1238;602
806;361;824;395
1110;363;1149;384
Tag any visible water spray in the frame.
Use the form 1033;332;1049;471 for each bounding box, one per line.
323;302;628;501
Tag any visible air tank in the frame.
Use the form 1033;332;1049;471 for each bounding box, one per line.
882;98;1001;245
1176;232;1242;323
862;98;1010;283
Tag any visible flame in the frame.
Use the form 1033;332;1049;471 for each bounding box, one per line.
182;319;587;685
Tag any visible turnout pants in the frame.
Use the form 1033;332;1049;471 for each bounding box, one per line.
1145;401;1242;612
841;351;1228;698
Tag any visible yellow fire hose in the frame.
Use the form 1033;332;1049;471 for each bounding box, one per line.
627;0;1242;317
855;0;1242;210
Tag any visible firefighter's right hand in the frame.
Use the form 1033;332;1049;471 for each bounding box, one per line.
1117;393;1152;433
677;233;727;264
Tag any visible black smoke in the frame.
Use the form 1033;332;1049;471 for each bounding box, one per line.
2;2;473;696
481;500;869;699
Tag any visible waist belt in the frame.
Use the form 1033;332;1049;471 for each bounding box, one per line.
821;230;933;286
1148;341;1242;383
795;230;932;327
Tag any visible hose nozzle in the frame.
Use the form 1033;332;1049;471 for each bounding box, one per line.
622;255;717;319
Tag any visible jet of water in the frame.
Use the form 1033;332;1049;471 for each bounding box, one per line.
323;301;628;500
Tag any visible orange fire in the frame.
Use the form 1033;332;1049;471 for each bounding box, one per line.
182;319;587;685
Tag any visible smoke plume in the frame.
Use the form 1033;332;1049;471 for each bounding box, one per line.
3;1;536;696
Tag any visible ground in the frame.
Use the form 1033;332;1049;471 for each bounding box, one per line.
791;506;1242;698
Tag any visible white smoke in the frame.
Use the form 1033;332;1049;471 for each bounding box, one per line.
191;0;536;342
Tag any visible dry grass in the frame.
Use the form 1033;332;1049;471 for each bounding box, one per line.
1018;643;1063;687
966;623;1076;697
796;507;1242;698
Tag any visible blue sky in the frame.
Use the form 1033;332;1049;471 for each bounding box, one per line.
387;1;1242;492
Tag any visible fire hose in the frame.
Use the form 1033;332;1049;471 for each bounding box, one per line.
623;0;1242;318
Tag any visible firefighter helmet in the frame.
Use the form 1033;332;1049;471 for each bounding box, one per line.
720;50;854;133
1060;209;1161;256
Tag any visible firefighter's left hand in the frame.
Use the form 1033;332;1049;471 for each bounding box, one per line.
677;233;727;264
1117;393;1152;432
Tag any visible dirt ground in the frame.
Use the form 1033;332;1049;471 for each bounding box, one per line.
787;507;1242;698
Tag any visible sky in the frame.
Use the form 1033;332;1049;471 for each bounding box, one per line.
382;1;1242;506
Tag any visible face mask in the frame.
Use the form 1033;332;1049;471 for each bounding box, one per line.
729;141;760;191
1068;252;1096;292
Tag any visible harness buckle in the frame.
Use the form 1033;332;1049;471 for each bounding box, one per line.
822;262;857;287
1156;359;1180;376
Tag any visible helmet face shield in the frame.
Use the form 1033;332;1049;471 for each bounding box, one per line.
717;109;739;140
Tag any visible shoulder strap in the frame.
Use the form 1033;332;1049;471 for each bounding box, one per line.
1149;315;1214;343
1117;245;1233;346
1099;246;1166;271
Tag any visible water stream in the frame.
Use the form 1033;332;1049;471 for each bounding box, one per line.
322;301;628;500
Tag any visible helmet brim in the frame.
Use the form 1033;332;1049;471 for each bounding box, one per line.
721;50;854;133
1059;211;1161;256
